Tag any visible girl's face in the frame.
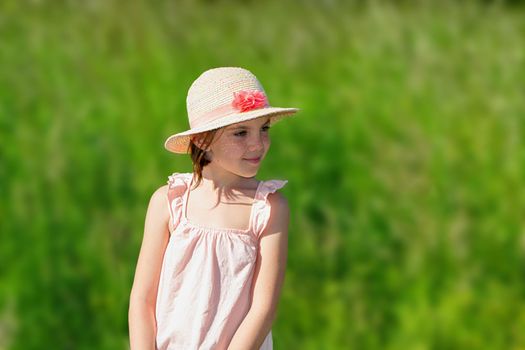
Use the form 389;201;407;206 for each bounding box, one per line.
206;116;271;178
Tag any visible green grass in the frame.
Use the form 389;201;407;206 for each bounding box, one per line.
1;0;525;349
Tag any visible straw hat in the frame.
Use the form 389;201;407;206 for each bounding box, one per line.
164;67;299;154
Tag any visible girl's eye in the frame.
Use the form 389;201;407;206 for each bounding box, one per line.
233;126;270;137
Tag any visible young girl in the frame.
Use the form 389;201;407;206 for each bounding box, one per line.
128;67;299;350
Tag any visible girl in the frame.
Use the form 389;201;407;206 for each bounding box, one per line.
128;67;299;350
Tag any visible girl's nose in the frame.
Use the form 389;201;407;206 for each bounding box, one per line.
248;134;264;152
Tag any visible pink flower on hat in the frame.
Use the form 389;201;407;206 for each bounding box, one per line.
232;90;268;112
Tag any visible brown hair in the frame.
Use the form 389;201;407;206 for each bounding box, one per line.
188;129;221;189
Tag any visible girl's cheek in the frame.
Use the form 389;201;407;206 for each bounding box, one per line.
229;137;247;147
218;138;246;151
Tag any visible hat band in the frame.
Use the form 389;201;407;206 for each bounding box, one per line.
190;104;235;129
189;102;270;129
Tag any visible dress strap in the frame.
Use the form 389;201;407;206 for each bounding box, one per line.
251;179;288;239
166;172;192;234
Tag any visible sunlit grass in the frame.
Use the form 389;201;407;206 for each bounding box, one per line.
1;0;524;349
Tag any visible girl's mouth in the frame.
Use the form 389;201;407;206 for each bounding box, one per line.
244;157;261;164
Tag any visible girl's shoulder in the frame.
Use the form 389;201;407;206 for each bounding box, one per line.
252;179;289;237
144;184;172;229
142;173;191;210
255;179;289;200
265;190;289;223
167;172;193;186
166;172;193;193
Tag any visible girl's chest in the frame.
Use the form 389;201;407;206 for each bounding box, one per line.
186;194;255;232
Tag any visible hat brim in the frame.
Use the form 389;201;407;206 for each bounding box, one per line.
164;106;299;154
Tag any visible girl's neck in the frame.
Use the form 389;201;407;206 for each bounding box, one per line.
198;166;257;191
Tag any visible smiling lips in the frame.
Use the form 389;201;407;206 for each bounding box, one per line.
244;157;261;164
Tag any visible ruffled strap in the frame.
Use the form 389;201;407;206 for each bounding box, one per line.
166;172;192;233
251;179;288;239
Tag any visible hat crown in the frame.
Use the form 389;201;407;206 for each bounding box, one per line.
186;67;268;128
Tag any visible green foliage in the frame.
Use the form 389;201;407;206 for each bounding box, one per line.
1;0;524;349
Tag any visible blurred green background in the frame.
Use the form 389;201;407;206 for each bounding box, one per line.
1;0;525;349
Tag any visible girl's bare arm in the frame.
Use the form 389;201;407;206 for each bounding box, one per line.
227;192;290;350
129;185;171;350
